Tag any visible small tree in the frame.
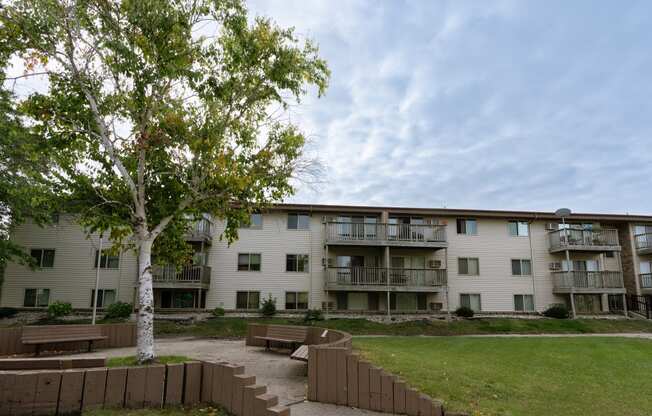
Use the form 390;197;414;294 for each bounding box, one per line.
260;294;277;317
1;0;329;362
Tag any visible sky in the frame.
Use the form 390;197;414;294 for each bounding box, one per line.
248;0;652;214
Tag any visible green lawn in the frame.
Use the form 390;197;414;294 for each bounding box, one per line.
153;316;652;338
354;336;652;416
106;355;190;367
83;406;226;416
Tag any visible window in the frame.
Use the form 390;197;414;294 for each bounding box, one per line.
287;213;310;230
94;249;120;269
286;254;309;272
511;259;532;276
605;251;614;258
90;289;116;308
456;219;477;235
23;288;50;307
236;291;260;309
514;294;534;312
458;257;480;275
50;213;60;224
242;213;263;229
237;253;261;271
285;292;309;310
460;294;481;311
508;221;529;236
30;249;55;268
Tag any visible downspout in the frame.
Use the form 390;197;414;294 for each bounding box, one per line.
528;214;538;313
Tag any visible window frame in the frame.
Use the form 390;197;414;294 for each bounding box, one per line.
460;293;482;312
508;220;529;237
287;212;310;230
241;213;263;229
94;249;120;269
24;288;50;307
285;291;309;310
286;254;309;273
511;259;532;276
458;257;480;275
514;294;535;312
235;291;260;310
237;253;262;271
30;248;56;268
90;289;116;308
456;218;477;235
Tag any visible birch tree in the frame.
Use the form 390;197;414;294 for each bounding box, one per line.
0;0;329;362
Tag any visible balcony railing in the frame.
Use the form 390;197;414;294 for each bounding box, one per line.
325;267;447;289
548;228;619;251
552;271;624;291
635;232;652;252
152;264;211;286
325;222;446;245
640;273;652;290
186;218;212;242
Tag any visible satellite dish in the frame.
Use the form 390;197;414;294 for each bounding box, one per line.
554;208;571;217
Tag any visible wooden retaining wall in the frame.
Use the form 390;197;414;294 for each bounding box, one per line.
0;360;289;416
0;323;136;356
246;324;467;416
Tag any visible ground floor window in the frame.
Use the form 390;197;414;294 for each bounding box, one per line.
460;293;481;311
285;292;309;309
156;289;206;309
574;294;602;314
390;293;428;311
90;289;116;308
236;291;260;309
24;288;50;307
514;294;534;312
607;294;624;312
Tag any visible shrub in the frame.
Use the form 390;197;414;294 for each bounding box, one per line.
543;304;570;319
455;306;474;318
304;309;324;322
0;307;18;319
47;301;72;318
260;293;277;317
104;302;132;320
212;307;225;317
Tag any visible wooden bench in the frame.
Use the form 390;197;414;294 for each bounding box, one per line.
290;345;309;362
21;325;108;356
254;325;307;353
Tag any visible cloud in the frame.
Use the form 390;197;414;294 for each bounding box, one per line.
247;0;652;214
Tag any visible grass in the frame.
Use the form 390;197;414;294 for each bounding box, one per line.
153;316;652;338
354;336;652;416
83;406;226;415
106;355;190;367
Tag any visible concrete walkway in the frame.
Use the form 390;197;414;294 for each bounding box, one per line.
356;332;652;339
59;337;387;416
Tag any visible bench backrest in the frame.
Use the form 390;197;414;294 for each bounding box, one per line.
266;325;307;342
22;325;104;342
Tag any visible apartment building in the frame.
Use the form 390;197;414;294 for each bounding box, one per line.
2;204;652;316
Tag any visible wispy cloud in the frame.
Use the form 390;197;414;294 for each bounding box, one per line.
249;0;652;214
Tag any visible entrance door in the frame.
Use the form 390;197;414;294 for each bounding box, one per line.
391;257;405;285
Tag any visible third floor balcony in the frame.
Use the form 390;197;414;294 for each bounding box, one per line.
185;218;212;244
324;222;447;248
635;232;652;255
548;228;620;253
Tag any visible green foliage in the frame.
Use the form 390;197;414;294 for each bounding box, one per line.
543;304;570;319
104;301;132;320
212;307;225;317
47;301;72;318
259;294;277;317
0;307;18;319
303;309;324;322
454;306;474;318
106;355;189;368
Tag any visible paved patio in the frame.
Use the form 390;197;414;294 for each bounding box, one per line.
59;337;386;416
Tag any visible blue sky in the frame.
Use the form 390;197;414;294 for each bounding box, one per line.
249;0;652;214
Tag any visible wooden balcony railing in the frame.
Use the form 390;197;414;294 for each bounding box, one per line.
186;218;212;242
548;228;619;251
325;222;446;244
152;264;211;285
552;271;624;291
635;232;652;251
640;273;652;289
326;267;447;289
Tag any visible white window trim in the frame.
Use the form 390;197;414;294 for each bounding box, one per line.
511;258;532;276
287;212;311;230
514;294;535;312
286;253;310;273
31;248;56;268
458;257;480;276
237;253;262;272
236;291;260;310
241;213;263;229
284;291;309;310
460;293;482;311
508;220;530;237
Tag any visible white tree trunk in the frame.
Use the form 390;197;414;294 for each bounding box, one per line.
137;238;155;363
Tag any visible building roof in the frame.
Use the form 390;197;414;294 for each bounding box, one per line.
271;203;652;223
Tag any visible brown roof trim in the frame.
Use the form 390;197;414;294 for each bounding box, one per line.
269;203;652;222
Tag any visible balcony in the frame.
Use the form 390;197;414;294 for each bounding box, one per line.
325;267;447;292
640;273;652;293
552;271;624;293
548;228;620;253
635;232;652;255
151;264;211;289
185;218;212;244
325;222;447;248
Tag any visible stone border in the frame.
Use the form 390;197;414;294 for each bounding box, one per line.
0;359;289;416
